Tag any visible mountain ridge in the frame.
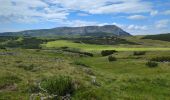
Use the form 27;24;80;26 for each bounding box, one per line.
0;25;131;37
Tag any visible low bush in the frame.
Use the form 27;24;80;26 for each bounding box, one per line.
108;56;117;62
82;52;93;57
60;46;69;49
101;50;117;56
151;56;170;62
41;76;75;96
0;46;6;50
63;48;93;57
133;51;146;56
146;61;158;68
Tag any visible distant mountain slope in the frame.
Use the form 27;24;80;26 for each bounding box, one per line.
142;33;170;42
0;25;131;37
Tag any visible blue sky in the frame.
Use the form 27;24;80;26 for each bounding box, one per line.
0;0;170;35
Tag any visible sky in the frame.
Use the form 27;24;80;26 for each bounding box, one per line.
0;0;170;35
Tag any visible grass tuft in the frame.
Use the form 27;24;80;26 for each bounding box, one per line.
41;76;75;96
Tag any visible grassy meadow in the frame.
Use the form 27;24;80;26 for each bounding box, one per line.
0;36;170;100
43;40;170;51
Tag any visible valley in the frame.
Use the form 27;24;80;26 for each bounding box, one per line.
0;35;170;100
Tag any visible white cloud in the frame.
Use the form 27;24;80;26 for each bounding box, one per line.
0;0;68;23
127;25;147;30
150;10;158;16
0;0;154;24
77;13;89;16
163;10;170;15
47;0;153;14
128;15;146;20
155;19;170;28
58;20;99;27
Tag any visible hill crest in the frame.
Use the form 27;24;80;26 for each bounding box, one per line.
0;25;131;37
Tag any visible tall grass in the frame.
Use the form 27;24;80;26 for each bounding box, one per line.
0;75;21;89
41;76;75;96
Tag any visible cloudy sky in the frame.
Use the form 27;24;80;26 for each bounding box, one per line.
0;0;170;35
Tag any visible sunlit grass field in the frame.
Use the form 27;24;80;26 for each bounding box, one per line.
43;40;170;51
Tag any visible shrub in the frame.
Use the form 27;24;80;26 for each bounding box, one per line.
60;46;69;49
133;51;146;56
108;56;117;62
151;56;170;62
63;48;93;57
82;52;93;57
101;50;117;56
146;61;158;68
41;76;75;96
0;47;6;50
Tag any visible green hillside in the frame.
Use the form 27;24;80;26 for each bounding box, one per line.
0;36;170;99
142;33;170;42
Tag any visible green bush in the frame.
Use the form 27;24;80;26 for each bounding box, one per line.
151;56;170;62
0;46;6;50
133;51;146;56
146;61;158;68
63;48;93;57
41;76;75;96
60;46;69;49
101;50;117;56
82;52;93;57
108;56;117;62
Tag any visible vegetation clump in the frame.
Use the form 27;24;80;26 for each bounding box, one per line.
69;36;138;45
133;51;146;56
151;56;170;62
0;36;58;49
108;56;117;62
41;76;75;96
146;61;158;68
101;50;117;56
142;33;170;42
62;48;93;57
74;61;90;67
0;75;21;89
60;46;69;49
17;64;36;71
